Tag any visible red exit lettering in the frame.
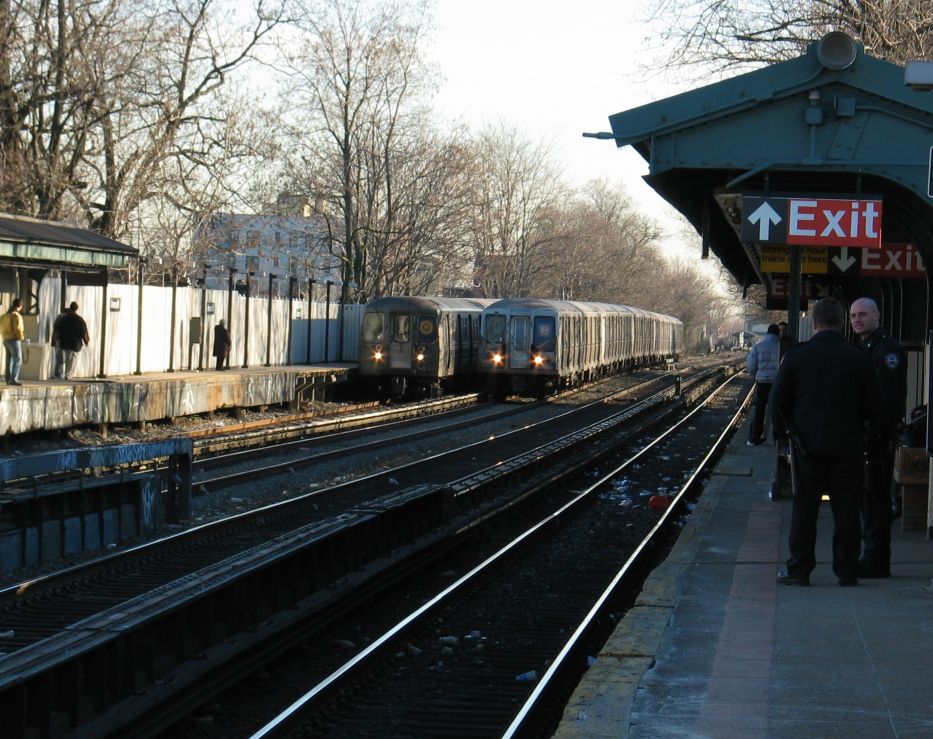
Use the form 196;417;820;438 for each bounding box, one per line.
787;198;882;248
861;242;926;277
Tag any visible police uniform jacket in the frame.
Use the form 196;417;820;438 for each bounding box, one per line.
771;329;881;456
861;326;907;438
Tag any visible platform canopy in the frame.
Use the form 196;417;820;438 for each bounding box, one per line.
603;33;933;341
0;212;137;271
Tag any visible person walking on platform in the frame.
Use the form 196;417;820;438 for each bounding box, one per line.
772;298;881;587
52;302;89;380
0;298;24;385
213;320;231;371
850;297;907;578
745;323;780;446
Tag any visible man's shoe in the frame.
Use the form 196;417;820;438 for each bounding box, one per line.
9;380;22;386
838;576;858;586
776;569;809;586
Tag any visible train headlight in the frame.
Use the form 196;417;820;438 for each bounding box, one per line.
492;353;503;365
416;352;425;362
373;349;383;361
533;355;544;365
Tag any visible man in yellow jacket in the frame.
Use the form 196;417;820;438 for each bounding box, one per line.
0;298;25;385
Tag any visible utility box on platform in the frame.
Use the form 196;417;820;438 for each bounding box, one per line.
894;446;929;533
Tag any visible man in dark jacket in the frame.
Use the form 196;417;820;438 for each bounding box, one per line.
771;298;881;587
213;320;231;371
849;296;907;577
51;302;89;380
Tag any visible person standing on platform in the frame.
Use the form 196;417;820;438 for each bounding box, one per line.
777;321;793;358
53;302;89;380
0;298;24;385
772;297;881;587
745;323;780;446
213;320;231;371
849;296;907;578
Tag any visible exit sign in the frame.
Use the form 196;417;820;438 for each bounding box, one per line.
741;195;883;248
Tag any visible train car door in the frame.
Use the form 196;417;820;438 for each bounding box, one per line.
509;315;531;369
389;313;412;368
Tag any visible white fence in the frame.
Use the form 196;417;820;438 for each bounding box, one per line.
29;277;362;378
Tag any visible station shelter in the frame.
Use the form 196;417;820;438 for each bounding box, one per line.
600;32;933;535
0;212;138;377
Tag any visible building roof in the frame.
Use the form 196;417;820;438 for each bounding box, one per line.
0;212;137;270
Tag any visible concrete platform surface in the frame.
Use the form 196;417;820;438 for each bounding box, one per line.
556;419;933;738
0;363;355;435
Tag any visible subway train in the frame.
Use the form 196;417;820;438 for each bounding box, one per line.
479;298;684;398
358;296;493;398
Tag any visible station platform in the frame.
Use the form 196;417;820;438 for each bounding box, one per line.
556;419;933;738
0;363;356;436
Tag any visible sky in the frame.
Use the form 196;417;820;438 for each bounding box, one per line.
427;0;694;239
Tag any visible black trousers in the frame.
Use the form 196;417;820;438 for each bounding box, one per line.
749;382;772;442
862;444;896;567
786;453;863;580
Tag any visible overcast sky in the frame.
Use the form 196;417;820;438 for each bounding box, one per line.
428;0;690;229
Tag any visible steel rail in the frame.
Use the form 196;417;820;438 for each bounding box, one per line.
249;372;747;738
193;372;679;489
502;380;754;737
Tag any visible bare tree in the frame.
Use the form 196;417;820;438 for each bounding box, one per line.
648;0;933;75
526;179;663;302
280;0;435;304
0;0;284;239
468;123;568;298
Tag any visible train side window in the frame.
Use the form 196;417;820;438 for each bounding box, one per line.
533;316;556;352
392;314;411;342
362;312;384;341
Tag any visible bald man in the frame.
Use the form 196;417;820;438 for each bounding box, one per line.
849;297;907;578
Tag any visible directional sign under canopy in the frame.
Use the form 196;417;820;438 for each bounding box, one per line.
759;246;828;274
741;195;883;248
833;242;926;278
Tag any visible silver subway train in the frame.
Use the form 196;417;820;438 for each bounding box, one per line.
358;296;493;398
479;298;684;398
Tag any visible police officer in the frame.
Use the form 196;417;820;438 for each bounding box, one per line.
849;297;907;578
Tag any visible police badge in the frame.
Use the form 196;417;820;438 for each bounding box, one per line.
884;352;900;369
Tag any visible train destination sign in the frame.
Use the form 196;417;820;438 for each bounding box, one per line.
741;195;883;248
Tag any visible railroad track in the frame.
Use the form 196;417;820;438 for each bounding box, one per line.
0;359;741;737
248;369;752;738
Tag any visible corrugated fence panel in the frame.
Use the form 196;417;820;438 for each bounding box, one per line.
35;278;358;378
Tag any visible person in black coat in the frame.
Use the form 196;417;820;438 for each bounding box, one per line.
849;297;907;577
213;320;231;371
771;297;882;587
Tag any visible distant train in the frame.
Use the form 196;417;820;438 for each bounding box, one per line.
358;296;492;398
479;298;683;398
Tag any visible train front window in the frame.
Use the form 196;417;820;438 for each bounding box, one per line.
485;314;506;343
533;316;555;352
392;314;411;342
362;313;385;342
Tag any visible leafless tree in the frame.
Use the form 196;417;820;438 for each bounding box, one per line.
0;0;284;239
648;0;933;75
468;123;569;298
279;0;435;304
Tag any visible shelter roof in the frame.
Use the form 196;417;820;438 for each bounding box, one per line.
604;35;933;327
0;212;136;270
